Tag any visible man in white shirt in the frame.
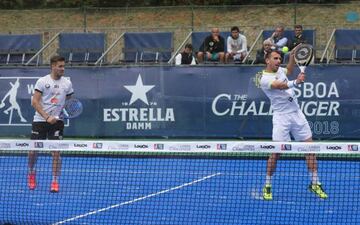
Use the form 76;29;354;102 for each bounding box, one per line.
258;49;328;201
225;26;247;63
28;55;74;193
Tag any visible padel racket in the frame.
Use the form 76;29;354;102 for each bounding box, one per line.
60;98;83;119
294;44;313;73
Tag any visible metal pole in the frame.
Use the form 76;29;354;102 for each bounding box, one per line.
125;1;129;29
187;0;194;31
25;31;63;66
83;3;87;32
243;30;263;64
320;28;336;63
168;31;193;64
294;0;297;25
95;32;126;65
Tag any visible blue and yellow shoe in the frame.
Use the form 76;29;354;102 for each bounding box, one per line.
309;183;328;199
263;184;273;200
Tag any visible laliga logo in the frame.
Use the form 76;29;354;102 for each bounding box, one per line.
93;143;103;149
103;74;175;130
281;144;292;151
154;144;164;150
217;144;227;150
348;145;358;151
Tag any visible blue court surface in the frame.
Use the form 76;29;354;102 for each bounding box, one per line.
0;156;359;224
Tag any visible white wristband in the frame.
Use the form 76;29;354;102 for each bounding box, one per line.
287;80;297;88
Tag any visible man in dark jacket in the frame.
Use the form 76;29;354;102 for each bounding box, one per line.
197;27;225;63
175;43;196;65
288;25;307;50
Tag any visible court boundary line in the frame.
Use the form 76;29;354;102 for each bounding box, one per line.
52;172;221;225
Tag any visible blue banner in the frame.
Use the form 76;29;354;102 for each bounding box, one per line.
0;65;358;140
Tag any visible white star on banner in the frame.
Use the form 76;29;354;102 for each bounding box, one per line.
124;74;155;105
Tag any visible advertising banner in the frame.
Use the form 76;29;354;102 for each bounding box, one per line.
0;65;358;139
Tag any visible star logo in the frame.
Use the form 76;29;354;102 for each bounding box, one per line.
124;74;155;105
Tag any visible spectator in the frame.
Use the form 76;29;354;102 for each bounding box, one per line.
175;43;196;65
197;27;225;63
288;25;307;51
254;39;273;64
268;25;288;51
225;26;248;63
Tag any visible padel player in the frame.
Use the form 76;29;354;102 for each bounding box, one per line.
256;49;328;200
28;55;74;193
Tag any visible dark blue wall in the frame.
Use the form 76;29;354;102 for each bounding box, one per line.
0;65;358;140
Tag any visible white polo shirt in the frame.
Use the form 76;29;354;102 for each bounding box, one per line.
33;74;73;122
226;34;247;54
260;67;300;114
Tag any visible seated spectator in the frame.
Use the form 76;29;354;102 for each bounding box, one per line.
175;43;196;65
288;24;307;50
225;26;248;63
268;25;288;51
197;27;225;63
254;39;273;64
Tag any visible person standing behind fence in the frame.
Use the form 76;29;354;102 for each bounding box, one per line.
197;27;225;63
175;43;196;65
225;26;248;63
28;55;74;193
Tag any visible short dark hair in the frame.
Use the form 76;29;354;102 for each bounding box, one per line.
294;24;303;30
231;26;240;32
185;43;193;50
50;55;65;65
265;49;282;60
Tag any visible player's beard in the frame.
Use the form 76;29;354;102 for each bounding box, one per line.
271;64;279;72
54;70;64;79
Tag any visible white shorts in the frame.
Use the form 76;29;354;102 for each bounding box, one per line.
272;110;312;141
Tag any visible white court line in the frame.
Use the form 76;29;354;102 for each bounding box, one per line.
52;172;221;225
